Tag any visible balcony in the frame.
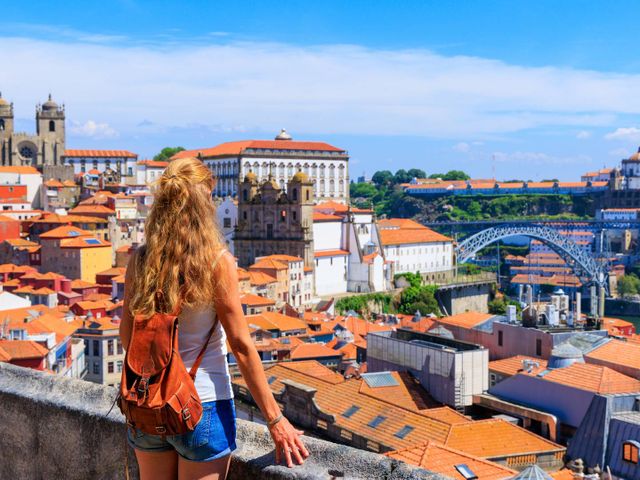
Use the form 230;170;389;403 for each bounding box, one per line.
0;362;441;479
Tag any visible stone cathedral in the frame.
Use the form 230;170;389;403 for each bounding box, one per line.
0;93;66;168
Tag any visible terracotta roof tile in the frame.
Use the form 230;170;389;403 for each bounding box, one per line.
437;312;495;329
172;139;344;160
240;293;276;307
585;339;640;374
380;227;451;246
63;149;137;158
39;225;92;239
314;249;350;257
0;340;49;360
245;312;307;333
489;355;548;377
289;342;342;360
386;440;517;480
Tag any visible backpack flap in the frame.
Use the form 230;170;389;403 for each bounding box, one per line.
126;312;177;377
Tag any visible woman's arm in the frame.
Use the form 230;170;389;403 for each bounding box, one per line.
119;253;137;350
213;251;309;468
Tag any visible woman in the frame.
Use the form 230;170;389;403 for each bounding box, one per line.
119;157;308;480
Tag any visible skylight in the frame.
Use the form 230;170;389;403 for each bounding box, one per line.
367;415;387;428
454;464;478;480
342;405;360;418
361;372;399;388
84;238;101;245
267;375;277;384
394;425;414;439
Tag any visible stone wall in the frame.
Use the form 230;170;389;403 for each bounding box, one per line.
0;362;444;480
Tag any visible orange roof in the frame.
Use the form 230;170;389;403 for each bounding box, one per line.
71;279;97;289
264;254;304;263
136;160;168;167
240;293;276;307
489;355;548;377
585;339;640;372
20;271;66;281
0;263;37;274
60;237;111;248
245;311;307;332
69;205;116;214
386;441;517;480
237;267;250;281
378;218;426;230
0;166;40;174
313;212;343;222
235;361;564;457
314;200;349;213
290;342;341;360
437;311;495;329
250;258;288;270
445;419;563;458
0;214;19;223
44;179;65;187
74;300;113;310
520;362;640;394
0;340;49;361
172;140;344;160
337;316;393;336
95;267;126;277
380;227;451;246
314;249;350;257
39;225;92;239
63;149;137;158
31;213;108;224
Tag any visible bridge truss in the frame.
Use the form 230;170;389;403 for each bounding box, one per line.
455;224;608;288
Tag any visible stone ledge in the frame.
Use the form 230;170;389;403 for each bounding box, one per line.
0;363;446;479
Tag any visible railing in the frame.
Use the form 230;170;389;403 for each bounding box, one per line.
0;362;441;480
432;271;497;287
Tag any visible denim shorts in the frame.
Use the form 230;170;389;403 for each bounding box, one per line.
127;399;237;462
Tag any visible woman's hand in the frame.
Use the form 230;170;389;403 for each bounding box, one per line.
268;416;309;468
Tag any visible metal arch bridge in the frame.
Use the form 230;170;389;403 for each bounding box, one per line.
455;224;608;288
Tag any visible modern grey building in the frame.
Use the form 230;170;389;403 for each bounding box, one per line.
367;328;488;410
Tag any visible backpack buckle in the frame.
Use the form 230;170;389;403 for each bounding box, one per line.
182;408;191;422
137;377;149;396
155;426;166;434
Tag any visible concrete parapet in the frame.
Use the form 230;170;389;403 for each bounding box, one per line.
0;362;443;479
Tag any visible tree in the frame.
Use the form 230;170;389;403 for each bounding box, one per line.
407;168;426;179
154;146;185;162
372;170;394;187
618;274;640;297
350;182;378;199
393;169;412;184
428;170;470;181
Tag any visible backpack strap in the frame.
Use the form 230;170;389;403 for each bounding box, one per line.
188;315;219;379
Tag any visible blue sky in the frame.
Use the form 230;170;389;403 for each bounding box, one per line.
2;0;640;180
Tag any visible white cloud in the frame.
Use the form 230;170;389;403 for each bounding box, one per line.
69;120;119;139
493;151;589;166
576;130;591;139
604;127;640;141
609;147;632;157
1;35;640;140
452;142;471;152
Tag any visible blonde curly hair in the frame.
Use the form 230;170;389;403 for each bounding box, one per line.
128;157;228;318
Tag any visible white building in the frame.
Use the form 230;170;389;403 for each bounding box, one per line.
378;219;454;283
313;201;392;296
596;208;640;221
135;160;168;185
621;148;640;189
173;130;349;202
62;150;138;178
216;197;238;254
0;166;43;208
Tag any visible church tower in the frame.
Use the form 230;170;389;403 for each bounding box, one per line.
0;93;14;166
36;94;65;166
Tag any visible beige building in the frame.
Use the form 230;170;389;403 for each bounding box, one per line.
74;316;125;386
39;225;112;283
0;94;66;167
235;171;315;268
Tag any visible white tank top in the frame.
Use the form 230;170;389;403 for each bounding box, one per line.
177;304;233;402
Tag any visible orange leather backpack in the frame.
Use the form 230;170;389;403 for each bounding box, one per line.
117;294;217;436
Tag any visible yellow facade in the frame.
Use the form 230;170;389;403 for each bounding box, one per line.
78;246;113;283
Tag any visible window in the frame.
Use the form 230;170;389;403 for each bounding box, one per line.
340;430;352;440
108;340;114;356
243;211;247;220
292;211;297;221
366;440;379;452
242;189;248;201
93;340;100;356
455;464;479;480
316;419;327;430
117;340;123;355
0;119;4;131
84;341;89;355
223;217;231;228
368;416;386;428
536;339;542;356
623;441;639;464
498;330;503;347
306;190;310;201
116;360;123;373
280;210;286;222
395;425;414;439
49;120;55;132
108;362;114;374
292;188;298;201
267;224;273;239
342;405;360;418
93;361;99;375
267;375;277;384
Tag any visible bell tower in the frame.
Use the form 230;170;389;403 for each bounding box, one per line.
0;93;14;166
36;94;65;166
